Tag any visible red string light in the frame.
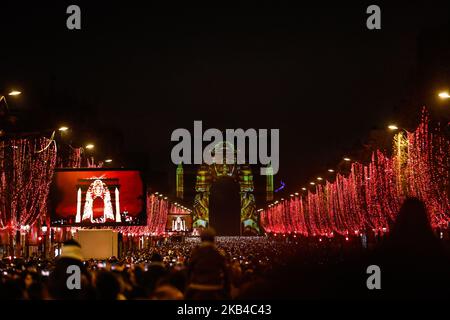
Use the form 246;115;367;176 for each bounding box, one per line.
118;194;190;236
0;137;57;232
260;108;449;236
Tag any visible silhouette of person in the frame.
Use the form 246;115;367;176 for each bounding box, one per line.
185;228;230;299
48;239;93;299
377;197;450;299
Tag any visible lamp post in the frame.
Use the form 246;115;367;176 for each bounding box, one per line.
0;90;21;110
387;125;410;195
20;225;30;258
85;144;96;167
1;90;22;138
41;223;48;258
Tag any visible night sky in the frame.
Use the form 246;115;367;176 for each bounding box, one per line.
1;1;449;204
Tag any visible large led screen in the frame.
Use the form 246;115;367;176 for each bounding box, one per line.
51;169;146;226
166;214;192;232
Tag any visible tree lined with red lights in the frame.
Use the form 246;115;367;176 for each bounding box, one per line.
118;194;190;236
0;137;56;231
260;109;449;236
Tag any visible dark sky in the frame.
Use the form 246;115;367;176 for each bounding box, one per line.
1;1;449;203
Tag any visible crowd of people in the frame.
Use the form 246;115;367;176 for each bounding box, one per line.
0;233;299;300
1;197;450;300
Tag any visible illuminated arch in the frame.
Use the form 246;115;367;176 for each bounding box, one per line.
81;179;115;223
193;142;260;234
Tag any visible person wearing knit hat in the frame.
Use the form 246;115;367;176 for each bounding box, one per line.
186;227;231;299
59;239;83;261
48;239;93;299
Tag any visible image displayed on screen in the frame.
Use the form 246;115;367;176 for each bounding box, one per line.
166;214;192;232
51;169;146;226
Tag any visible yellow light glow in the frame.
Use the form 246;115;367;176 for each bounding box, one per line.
8;90;21;96
105;159;113;163
310;182;315;185
438;91;450;99
85;144;94;150
301;187;307;191
58;126;69;132
317;177;323;181
328;169;334;173
343;157;351;162
388;125;398;130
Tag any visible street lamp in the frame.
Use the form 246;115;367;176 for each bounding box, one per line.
388;124;399;131
343;157;351;162
0;89;22;110
438;91;450;99
58;126;69;132
85;144;94;150
328;169;335;173
388;125;410;135
20;225;31;258
104;159;113;163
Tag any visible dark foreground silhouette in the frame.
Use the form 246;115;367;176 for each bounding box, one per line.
257;197;450;299
1;198;450;300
